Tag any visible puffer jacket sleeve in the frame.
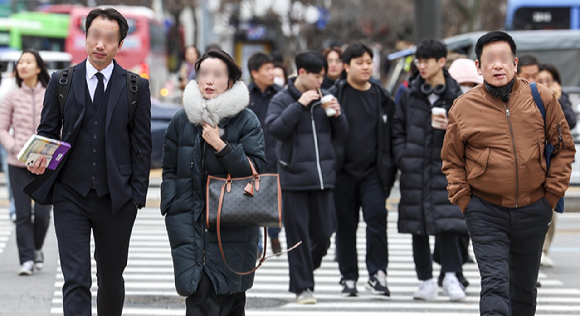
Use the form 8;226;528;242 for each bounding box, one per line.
392;89;409;167
330;112;349;141
559;93;577;129
0;92;15;152
441;106;471;212
160;113;180;216
543;88;576;208
266;93;304;142
217;110;267;177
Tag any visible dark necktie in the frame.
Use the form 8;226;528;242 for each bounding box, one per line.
93;72;104;107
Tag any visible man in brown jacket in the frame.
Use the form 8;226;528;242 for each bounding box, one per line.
441;31;575;316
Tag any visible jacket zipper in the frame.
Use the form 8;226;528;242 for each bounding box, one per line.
201;140;207;266
310;105;324;190
502;100;519;208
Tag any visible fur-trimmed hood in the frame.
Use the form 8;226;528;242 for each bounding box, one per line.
182;80;250;126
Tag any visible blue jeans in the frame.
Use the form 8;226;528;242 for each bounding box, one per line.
0;144;15;217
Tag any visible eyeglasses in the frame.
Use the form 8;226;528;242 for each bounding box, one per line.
413;59;434;66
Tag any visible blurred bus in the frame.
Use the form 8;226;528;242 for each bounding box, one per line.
0;12;69;51
506;0;580;30
66;6;168;99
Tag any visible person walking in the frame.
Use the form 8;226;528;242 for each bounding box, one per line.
179;45;200;90
441;31;575;316
536;63;577;268
393;39;467;301
0;70;18;223
321;46;344;90
0;49;52;275
266;52;348;304
247;52;283;255
162;49;266;315
329;43;395;297
26;8;152;316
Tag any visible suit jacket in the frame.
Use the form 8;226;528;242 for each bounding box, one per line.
24;60;152;213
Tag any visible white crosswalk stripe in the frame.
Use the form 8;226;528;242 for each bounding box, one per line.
0;208;14;255
49;208;580;315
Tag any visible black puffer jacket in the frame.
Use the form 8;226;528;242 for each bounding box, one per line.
330;79;397;196
559;91;577;129
393;70;467;235
266;77;349;191
161;81;266;296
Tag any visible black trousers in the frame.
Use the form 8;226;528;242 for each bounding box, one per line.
465;195;552;316
53;181;137;316
283;189;334;294
335;172;388;281
9;165;51;264
186;271;246;316
412;233;463;281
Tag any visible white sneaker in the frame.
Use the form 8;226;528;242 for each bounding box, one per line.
19;260;34;276
34;250;44;271
296;289;317;304
443;273;466;301
413;279;439;300
540;252;554;267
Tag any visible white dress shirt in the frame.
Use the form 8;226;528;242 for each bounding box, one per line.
86;60;114;102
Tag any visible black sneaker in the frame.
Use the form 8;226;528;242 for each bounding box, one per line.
340;279;358;297
366;270;390;296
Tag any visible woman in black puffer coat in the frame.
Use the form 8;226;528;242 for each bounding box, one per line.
161;49;267;316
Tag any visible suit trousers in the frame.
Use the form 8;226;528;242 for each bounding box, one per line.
186;271;246;316
9;165;51;264
334;172;388;281
52;181;137;316
464;195;552;316
283;189;335;294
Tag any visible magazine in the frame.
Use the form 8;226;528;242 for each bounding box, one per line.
16;134;71;170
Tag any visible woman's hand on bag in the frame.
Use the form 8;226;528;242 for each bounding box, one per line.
202;123;225;151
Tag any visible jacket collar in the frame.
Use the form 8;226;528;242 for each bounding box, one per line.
248;82;281;96
481;77;523;101
409;69;463;100
182;80;249;127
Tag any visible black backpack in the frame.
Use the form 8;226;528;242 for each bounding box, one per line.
57;66;143;158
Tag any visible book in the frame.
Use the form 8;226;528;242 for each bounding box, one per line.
16;134;71;170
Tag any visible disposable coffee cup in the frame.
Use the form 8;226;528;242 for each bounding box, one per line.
321;94;337;117
431;107;447;129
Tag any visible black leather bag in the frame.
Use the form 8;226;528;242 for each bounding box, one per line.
206;157;290;275
206;157;282;230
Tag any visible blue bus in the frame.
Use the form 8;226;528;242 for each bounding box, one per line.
506;0;580;30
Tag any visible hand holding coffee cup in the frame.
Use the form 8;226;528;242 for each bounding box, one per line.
321;94;338;117
431;107;448;130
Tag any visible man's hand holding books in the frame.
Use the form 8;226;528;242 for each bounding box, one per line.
28;155;47;175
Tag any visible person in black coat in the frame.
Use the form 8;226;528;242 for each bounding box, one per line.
393;39;467;301
537;63;577;268
26;9;152;316
329;43;396;297
247;52;283;255
162;49;267;316
266;52;348;304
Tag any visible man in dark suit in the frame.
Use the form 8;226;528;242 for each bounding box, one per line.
26;8;151;316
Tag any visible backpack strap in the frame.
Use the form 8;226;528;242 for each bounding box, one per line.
531;82;546;122
58;66;75;123
126;70;142;158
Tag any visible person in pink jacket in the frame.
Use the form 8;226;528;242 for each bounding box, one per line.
0;49;51;276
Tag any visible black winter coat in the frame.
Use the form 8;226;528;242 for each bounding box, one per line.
329;79;397;196
559;92;577;129
161;81;266;296
393;71;467;235
266;77;349;191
